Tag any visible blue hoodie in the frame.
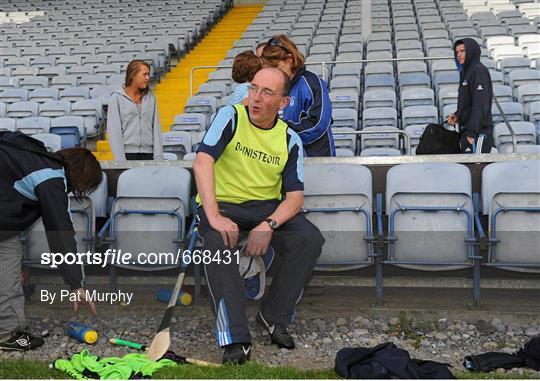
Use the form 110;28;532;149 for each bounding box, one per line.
283;67;336;157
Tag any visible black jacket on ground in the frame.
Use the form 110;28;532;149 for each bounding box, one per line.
464;336;540;372
335;342;455;379
454;38;494;139
0;131;83;289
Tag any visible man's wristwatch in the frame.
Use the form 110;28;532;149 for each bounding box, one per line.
265;218;278;230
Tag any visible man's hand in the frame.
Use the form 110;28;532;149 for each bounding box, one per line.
209;215;239;247
72;288;97;316
447;113;458;126
246;222;273;257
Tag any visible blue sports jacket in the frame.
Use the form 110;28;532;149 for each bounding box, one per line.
283;67;335;157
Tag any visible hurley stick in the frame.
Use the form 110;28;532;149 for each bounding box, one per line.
146;220;198;361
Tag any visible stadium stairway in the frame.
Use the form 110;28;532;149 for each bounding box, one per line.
93;4;264;160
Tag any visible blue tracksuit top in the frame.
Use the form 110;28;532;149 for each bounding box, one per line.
283;67;335;157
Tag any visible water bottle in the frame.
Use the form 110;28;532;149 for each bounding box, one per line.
66;322;98;344
156;288;192;306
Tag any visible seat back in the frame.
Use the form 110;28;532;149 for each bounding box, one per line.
303;163;374;268
481;161;540;272
24;196;94;268
385;163;473;268
111;167;191;270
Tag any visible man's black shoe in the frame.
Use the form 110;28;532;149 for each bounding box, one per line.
0;329;44;351
256;310;295;349
222;343;251;365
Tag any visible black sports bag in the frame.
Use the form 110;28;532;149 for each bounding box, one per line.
416;123;461;155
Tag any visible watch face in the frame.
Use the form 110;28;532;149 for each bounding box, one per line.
268;219;277;229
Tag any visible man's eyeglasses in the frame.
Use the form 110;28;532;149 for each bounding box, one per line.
248;84;285;98
267;38;290;54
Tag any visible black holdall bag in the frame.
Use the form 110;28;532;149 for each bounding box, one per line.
416;123;461;155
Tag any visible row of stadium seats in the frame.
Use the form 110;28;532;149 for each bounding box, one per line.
173;0;540;156
21;161;540;305
0;0;231;148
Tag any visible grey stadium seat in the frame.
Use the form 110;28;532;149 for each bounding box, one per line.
39;100;71;118
29;88;60;104
303;163;375;269
383;163;479;304
401;105;438;128
494;121;536;151
363;89;397;109
6;101;39;118
31;133;62;152
363;107;398;128
481;161;540;273
102;166;191;289
492;102;524;123
16;116;50;134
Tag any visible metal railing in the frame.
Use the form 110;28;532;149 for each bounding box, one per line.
189;55;518;153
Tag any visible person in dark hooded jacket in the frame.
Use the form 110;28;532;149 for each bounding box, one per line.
0;131;101;351
447;38;494;153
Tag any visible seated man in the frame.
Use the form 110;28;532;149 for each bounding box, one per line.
193;67;325;365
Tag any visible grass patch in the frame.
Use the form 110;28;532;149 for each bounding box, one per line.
0;360;339;379
0;360;536;379
453;370;539;379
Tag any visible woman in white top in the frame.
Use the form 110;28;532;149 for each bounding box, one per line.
107;60;163;161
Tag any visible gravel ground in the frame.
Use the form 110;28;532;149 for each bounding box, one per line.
1;300;539;377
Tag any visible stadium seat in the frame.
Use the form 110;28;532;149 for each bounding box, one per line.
0;77;20;91
29;88;59;104
16;116;50;134
363;89;397;109
493;84;514;103
184;96;218;115
401;88;435;108
303;163;375;269
39;100;71;118
0;88;29;104
360;147;402;157
360;126;401;149
162;131;193;158
23;196;94;271
50;116;85;148
332;108;358;129
492;102;524;123
494;121;536;151
50;75;78;90
6;101;39;118
31;133;62;152
60;87;91;103
0;117;17;132
363;107;398;128
78;74;108;90
19;76;49;91
329;91;360;111
401;105;438;128
383;163;480;305
71;99;103;137
481;161;540;272
170;113;207;131
101;166;192;290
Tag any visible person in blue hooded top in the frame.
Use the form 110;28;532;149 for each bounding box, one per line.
447;38;494;153
260;35;336;157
